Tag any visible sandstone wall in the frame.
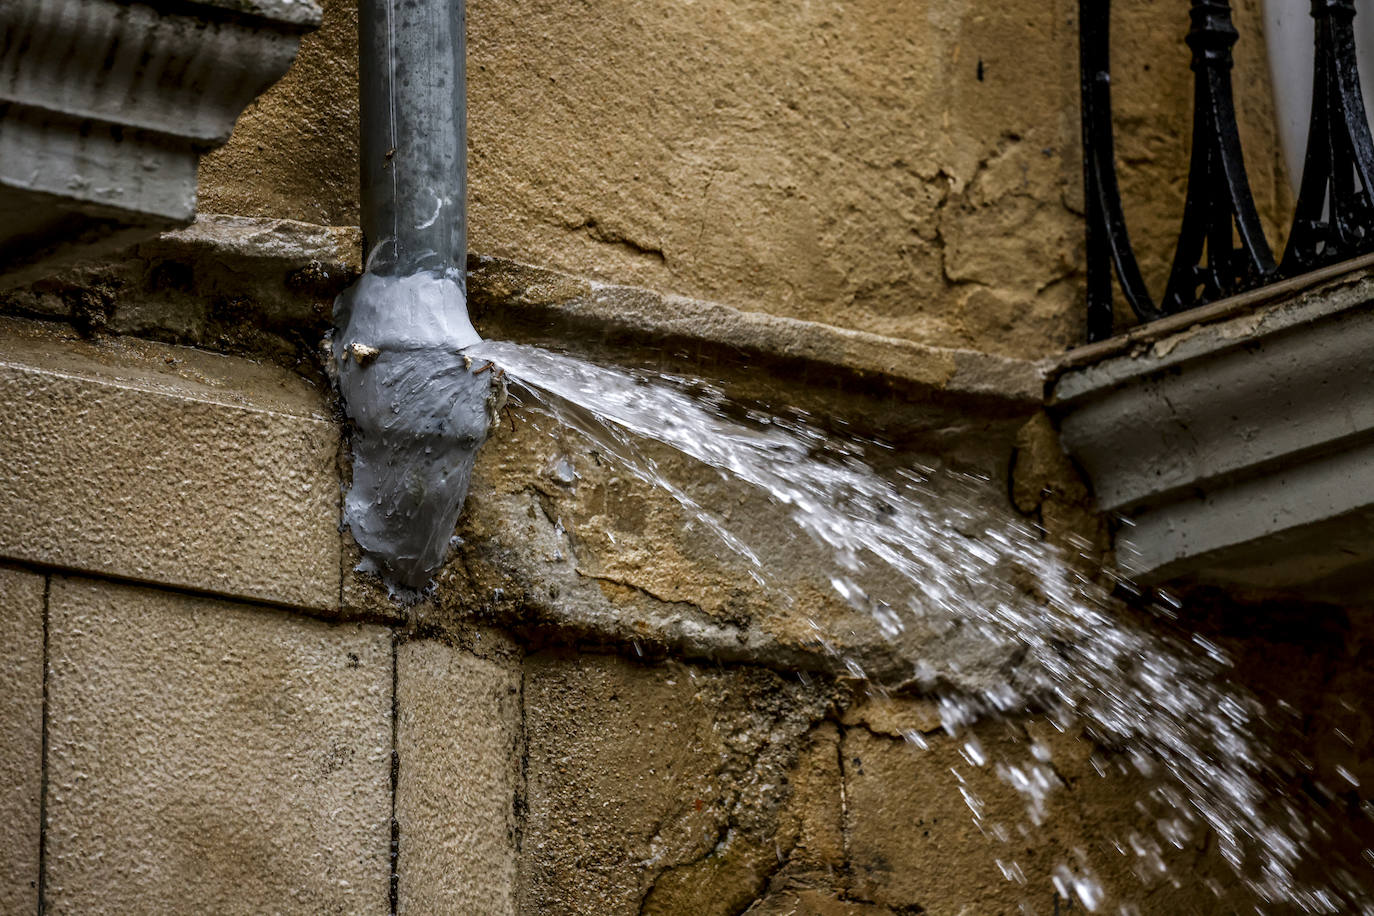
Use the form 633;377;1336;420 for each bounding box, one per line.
0;0;1360;913
199;0;1288;359
0;301;1356;915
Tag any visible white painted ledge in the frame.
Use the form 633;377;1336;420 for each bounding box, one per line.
1052;271;1374;601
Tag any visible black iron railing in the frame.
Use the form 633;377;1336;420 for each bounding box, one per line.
1079;0;1374;341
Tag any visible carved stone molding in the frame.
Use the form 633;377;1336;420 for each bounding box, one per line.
0;0;321;289
1051;269;1374;603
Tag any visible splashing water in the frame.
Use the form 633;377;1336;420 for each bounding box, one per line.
468;338;1372;913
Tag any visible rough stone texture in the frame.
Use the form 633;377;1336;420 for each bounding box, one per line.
515;664;1292;915
743;889;900;915
840;695;1260;915
195;0;1288;359
395;636;522;916
469;256;1049;407
43;577;391;915
433;397;1034;688
461;0;1088;358
1009;411;1106;564
398;254;1050;684
0;216;362;376
0;565;44;916
519;651;837;916
0;317;341;610
198;0;358;227
3;233;1044;407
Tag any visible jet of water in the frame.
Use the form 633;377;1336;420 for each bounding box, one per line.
469;338;1372;913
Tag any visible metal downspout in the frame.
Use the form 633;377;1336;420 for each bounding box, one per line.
332;0;497;590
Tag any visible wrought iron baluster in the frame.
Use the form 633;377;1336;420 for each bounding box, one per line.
1281;0;1374;274
1162;0;1276;314
1079;0;1160;342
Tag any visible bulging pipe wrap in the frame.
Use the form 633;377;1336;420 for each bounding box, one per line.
334;0;496;590
333;273;497;588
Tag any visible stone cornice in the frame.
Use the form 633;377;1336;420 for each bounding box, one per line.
1051;269;1374;602
0;0;320;289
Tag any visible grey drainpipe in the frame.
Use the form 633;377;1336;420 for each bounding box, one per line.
332;0;497;590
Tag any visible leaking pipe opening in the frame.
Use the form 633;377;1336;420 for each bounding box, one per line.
332;0;498;590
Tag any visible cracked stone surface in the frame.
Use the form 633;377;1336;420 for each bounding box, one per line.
197;0;1288;360
518;650;838;916
839;693;1267;915
514;659;1289;915
413;401;1042;690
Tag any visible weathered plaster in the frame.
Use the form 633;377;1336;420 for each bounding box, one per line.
518;651;838;915
195;0;1290;360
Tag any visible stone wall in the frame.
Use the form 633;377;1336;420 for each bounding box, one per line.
199;0;1288;359
0;286;1345;914
1;1;1366;914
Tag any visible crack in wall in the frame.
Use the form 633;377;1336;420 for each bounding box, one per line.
36;574;50;916
568;217;667;265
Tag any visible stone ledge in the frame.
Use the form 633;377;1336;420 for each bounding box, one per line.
469;255;1049;411
0;317;342;611
1051;269;1374;600
0;214;363;385
3;216;1047;415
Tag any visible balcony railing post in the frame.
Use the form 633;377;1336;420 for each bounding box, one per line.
1281;0;1374;274
1078;0;1160;342
1161;0;1276;313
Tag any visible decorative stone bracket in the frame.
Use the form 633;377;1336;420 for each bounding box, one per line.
1051;268;1374;603
0;0;321;290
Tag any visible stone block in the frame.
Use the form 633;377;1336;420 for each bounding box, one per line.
0;565;44;915
519;651;831;916
843;701;1261;915
0;318;341;610
744;888;900;915
844;719;1034;913
395;637;522;916
42;577;391;915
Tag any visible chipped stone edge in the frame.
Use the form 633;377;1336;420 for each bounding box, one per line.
31;214;1049;409
157;214;362;268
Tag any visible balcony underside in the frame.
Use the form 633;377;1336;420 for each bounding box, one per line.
1052;263;1374;604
